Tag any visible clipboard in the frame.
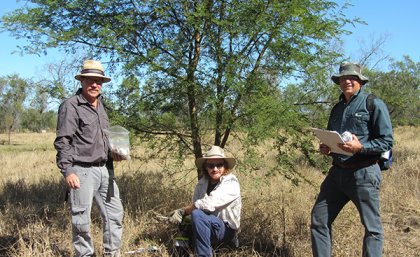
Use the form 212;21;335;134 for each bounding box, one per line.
311;128;353;156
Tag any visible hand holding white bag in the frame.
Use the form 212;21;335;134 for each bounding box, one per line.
105;125;131;160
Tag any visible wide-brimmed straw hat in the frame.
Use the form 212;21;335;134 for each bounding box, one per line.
195;145;236;171
75;60;111;83
331;62;369;85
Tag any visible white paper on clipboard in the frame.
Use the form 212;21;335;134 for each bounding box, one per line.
311;128;353;156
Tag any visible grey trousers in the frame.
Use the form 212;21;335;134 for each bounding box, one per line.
69;165;124;257
311;164;383;257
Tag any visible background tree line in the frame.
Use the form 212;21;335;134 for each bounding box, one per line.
1;0;419;178
0;75;56;144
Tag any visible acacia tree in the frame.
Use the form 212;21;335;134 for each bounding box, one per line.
366;56;420;126
0;75;28;144
1;0;359;176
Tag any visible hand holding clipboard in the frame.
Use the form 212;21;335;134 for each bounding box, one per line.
311;128;354;156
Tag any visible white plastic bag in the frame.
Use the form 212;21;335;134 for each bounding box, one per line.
105;125;130;160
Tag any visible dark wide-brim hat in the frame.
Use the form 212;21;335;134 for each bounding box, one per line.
75;60;111;83
195;145;236;171
331;62;369;85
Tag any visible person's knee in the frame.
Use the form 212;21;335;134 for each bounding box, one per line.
71;205;90;233
310;211;330;231
191;208;205;220
362;221;383;238
191;209;211;229
108;205;124;224
310;210;321;226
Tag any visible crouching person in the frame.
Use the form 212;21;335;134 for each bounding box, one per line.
169;145;242;257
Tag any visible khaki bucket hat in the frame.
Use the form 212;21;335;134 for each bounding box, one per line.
75;60;111;83
195;145;236;171
331;62;369;85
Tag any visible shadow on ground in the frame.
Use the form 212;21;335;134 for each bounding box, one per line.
0;172;295;256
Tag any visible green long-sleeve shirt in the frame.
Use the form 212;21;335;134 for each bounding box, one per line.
327;89;393;166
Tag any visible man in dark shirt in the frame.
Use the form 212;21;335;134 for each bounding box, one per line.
311;62;393;257
54;60;124;257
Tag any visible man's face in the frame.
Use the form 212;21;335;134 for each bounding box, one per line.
81;77;104;102
339;75;362;100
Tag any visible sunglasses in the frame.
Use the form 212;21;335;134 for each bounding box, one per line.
84;77;104;85
206;163;225;169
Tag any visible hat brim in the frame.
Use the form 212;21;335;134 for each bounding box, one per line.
75;73;111;83
331;72;369;85
195;157;236;171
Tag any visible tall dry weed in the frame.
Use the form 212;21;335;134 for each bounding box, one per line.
0;128;419;256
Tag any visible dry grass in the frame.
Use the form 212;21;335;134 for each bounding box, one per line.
0;127;419;257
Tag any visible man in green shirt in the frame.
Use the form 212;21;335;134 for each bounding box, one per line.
311;62;393;257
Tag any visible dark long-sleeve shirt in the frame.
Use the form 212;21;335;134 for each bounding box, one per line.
327;89;393;166
54;89;110;176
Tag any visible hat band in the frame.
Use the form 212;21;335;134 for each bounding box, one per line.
81;69;105;76
205;154;225;158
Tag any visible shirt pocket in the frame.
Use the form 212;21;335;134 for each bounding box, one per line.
79;112;97;135
347;112;370;135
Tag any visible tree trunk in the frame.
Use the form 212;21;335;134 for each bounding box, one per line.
7;128;11;145
187;29;203;179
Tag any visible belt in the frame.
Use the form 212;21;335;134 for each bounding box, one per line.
74;161;107;167
333;159;378;169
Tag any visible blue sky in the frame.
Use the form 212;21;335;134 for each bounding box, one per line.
340;0;419;65
0;0;419;79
